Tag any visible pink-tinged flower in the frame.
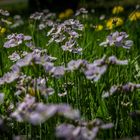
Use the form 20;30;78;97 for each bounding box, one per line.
50;66;65;78
0;65;20;85
108;56;128;65
4;33;32;48
102;82;140;98
100;31;133;49
11;94;80;125
47;19;84;53
56;119;113;140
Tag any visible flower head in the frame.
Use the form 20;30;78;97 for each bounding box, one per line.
112;6;124;14
106;17;123;29
0;26;6;35
58;9;74;20
100;31;133;49
95;24;103;31
129;11;140;21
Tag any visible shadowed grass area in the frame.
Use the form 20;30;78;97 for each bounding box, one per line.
0;0;28;14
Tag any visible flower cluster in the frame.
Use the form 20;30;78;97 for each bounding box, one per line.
0;48;58;86
0;65;20;85
47;19;84;53
67;55;128;81
56;118;113;140
129;11;140;21
0;26;6;35
30;9;56;30
102;82;140;98
0;9;10;16
112;6;124;15
106;17;123;29
11;94;80;125
75;8;88;16
59;9;74;20
4;33;32;48
15;75;54;97
8;51;28;62
99;31;133;49
10;15;24;29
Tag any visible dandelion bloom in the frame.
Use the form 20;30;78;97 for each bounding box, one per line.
59;9;74;19
0;27;6;35
106;17;123;29
95;24;103;31
65;9;74;18
129;11;140;21
112;6;124;14
59;12;65;19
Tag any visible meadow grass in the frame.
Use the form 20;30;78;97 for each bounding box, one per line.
0;6;140;140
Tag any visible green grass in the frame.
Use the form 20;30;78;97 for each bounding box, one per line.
0;6;140;140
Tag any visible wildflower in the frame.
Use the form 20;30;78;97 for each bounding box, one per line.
16;53;33;67
1;18;12;25
11;94;80;125
61;38;78;52
67;59;87;71
95;24;103;31
58;9;74;19
0;26;6;35
106;17;123;29
108;56;128;65
59;12;65;19
99;31;133;49
56;119;113;140
58;91;67;97
4;33;32;48
30;12;43;20
51;66;65;78
75;8;88;16
129;11;140;21
43;62;54;73
0;65;20;85
102;82;140;98
100;14;105;20
112;6;124;14
102;86;118;98
84;64;107;81
8;52;20;62
67;56;128;82
11;15;24;28
0;9;10;16
65;9;74;18
47;19;84;53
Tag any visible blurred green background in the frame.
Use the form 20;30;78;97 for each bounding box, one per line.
0;0;140;14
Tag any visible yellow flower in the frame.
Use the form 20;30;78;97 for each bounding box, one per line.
1;28;6;34
59;12;66;19
95;24;103;31
112;6;124;14
106;17;123;29
59;9;74;19
0;27;6;35
129;11;140;21
65;9;74;18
